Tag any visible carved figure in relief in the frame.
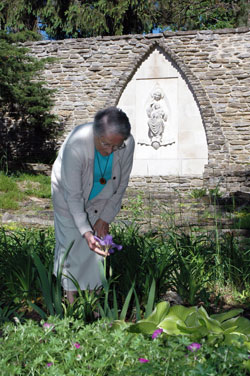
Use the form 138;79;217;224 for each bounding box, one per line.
139;87;175;150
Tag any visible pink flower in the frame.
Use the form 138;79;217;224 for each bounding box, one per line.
43;322;54;329
152;328;163;339
138;358;149;363
74;342;81;349
46;362;53;367
187;343;202;352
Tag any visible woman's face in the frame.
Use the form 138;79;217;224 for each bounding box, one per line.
94;133;125;156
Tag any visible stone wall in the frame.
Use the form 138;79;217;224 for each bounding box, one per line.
23;27;250;195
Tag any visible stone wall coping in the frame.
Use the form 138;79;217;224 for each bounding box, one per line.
23;26;250;47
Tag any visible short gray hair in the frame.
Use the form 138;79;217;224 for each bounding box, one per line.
93;107;131;139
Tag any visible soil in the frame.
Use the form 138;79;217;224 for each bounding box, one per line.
1;196;54;228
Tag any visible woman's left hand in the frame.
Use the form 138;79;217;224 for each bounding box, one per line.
93;219;109;238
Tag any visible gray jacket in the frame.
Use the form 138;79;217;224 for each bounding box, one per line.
51;123;135;236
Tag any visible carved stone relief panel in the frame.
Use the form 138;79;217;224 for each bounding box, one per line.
118;47;208;176
138;85;175;150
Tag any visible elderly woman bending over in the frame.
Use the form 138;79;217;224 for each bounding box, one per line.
51;107;135;303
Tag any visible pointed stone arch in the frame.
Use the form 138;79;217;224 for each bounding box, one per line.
105;41;229;176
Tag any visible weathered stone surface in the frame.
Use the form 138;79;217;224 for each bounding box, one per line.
1;27;249;194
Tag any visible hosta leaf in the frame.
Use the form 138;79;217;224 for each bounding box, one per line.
159;318;183;335
221;317;239;330
198;317;223;333
110;320;129;331
211;309;243;323
197;305;210;318
223;326;238;334
177;323;208;338
244;341;250;351
243;359;250;372
127;321;157;334
168;305;197;321
221;316;250;335
145;301;170;325
185;311;200;327
198;307;223;333
223;332;248;345
232;317;250;335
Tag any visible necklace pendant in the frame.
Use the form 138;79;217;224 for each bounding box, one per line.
99;177;106;185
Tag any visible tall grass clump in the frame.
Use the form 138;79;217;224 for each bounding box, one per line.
0;227;55;310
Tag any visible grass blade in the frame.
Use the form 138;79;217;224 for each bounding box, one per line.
133;287;141;321
120;283;134;321
144;278;156;319
27;300;47;320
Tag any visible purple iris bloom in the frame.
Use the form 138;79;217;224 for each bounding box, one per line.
187;343;202;352
94;234;123;254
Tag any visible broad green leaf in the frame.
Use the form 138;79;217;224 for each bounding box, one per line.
221;316;250;335
244;341;250;351
223;326;238;334
197;305;210;318
145;301;170;325
127;321;157;334
198;306;223;333
198;316;223;333
185;311;200;327
223;332;248;345
159;318;183;335
211;309;243;323
177;323;206;336
110;320;129;331
232;317;250;335
243;359;250;372
168;305;197;321
221;317;239;330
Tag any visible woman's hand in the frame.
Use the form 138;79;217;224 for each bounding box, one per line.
84;231;109;257
93;219;109;238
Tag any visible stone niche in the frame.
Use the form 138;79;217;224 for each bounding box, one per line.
118;47;208;176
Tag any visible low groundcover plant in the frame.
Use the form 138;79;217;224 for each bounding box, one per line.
0;317;249;376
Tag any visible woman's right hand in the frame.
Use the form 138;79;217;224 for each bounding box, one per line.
84;231;109;257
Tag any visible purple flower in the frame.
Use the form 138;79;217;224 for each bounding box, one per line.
46;362;53;367
138;358;149;363
152;328;163;339
94;234;122;254
43;322;54;330
187;343;202;352
73;342;81;349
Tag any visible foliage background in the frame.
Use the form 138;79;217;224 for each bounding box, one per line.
0;31;62;165
0;0;249;40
